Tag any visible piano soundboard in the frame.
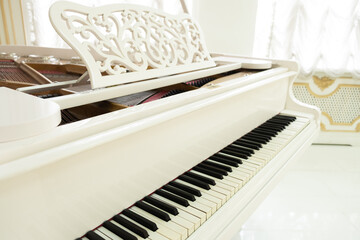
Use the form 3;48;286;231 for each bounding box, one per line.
0;2;320;240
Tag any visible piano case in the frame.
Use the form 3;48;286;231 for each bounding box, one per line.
0;2;320;240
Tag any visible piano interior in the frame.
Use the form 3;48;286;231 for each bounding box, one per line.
0;2;321;240
0;57;264;125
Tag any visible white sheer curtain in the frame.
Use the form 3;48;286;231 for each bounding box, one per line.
254;0;360;78
23;0;187;48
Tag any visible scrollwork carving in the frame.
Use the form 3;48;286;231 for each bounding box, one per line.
51;3;214;88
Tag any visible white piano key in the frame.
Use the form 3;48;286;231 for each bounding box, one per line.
94;229;113;240
98;227;122;240
256;147;276;155
211;185;231;200
175;208;201;230
131;207;184;240
120;215;169;240
245;158;265;167
240;162;258;172
251;151;272;161
222;175;244;190
174;179;226;206
235;165;255;176
187;199;212;219
226;169;249;183
152;194;205;225
170;215;194;236
249;155;267;164
194;196;217;214
262;142;282;152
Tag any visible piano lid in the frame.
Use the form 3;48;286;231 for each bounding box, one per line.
49;2;216;89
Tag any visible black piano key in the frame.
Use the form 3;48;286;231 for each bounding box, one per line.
226;144;254;154
103;221;138;240
213;153;242;164
203;160;232;172
257;125;281;132
233;143;260;153
122;209;158;231
241;135;268;145
135;201;171;222
271;116;294;123
168;181;202;197
236;138;262;148
266;119;290;125
253;128;277;137
237;139;266;150
192;166;224;179
232;140;260;151
197;162;229;176
143;196;179;215
184;171;216;185
178;174;211;190
155;189;190;207
85;231;105;240
113;215;149;238
75;238;82;240
273;115;296;121
267;119;291;125
243;132;271;142
220;148;248;160
162;185;196;201
259;124;284;131
209;155;240;167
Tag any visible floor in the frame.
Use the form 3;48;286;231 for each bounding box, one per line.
232;145;360;240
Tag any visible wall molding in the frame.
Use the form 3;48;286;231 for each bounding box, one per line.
0;0;26;45
293;76;360;133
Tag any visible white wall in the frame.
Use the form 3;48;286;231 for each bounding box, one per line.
191;0;258;56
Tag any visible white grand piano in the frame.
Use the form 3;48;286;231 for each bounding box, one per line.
0;2;320;240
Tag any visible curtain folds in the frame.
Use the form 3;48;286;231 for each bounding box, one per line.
254;0;360;78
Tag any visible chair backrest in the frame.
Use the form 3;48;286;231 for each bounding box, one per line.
49;2;215;89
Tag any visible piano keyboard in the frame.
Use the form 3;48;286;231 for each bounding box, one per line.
76;114;310;240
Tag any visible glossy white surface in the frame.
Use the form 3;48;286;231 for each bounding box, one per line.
0;46;320;239
233;145;360;240
0;87;61;142
212;56;272;69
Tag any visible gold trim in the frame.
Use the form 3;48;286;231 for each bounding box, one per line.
320;123;326;131
313;76;335;90
0;0;10;44
322;112;360;126
321;123;360;132
321;113;360;132
293;82;360;98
